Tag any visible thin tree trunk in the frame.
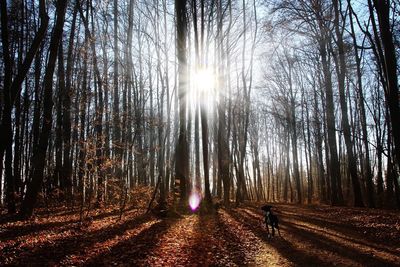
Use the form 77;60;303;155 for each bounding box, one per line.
63;1;78;202
55;41;65;191
113;0;121;178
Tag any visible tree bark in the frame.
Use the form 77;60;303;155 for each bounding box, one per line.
175;0;189;203
371;0;400;176
20;0;68;218
332;0;364;207
317;16;343;205
63;1;78;201
0;0;49;213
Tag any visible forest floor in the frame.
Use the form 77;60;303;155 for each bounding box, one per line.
1;201;400;266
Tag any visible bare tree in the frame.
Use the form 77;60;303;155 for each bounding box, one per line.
20;0;68;218
175;0;189;203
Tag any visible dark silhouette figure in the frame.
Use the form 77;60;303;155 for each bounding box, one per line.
261;205;281;238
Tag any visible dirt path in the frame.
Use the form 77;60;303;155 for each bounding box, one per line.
1;204;399;266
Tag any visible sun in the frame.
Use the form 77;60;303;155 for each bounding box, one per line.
189;67;217;112
192;68;216;94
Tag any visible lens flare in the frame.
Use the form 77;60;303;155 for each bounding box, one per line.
189;192;201;211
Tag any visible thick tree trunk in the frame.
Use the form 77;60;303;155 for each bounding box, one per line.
175;0;189;203
372;0;400;177
317;27;343;205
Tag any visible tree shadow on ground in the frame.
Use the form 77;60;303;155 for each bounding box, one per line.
215;211;256;265
85;216;179;266
224;208;327;266
225;208;397;266
0;207;137;241
0;219;77;241
184;212;249;266
246;203;400;248
243;204;400;258
287;220;399;257
8;212;154;265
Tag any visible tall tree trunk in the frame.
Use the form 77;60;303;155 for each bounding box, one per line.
0;0;49;214
317;17;342;205
314;69;328;203
284;129;290;202
218;98;230;205
302;86;313;204
55;41;65;191
63;1;78;201
113;0;121;178
20;0;68;218
371;0;400;177
191;0;201;191
201;102;212;205
332;0;364;207
348;1;374;207
288;60;302;204
175;0;189;203
77;4;90;199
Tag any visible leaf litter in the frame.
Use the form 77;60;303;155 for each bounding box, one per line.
1;203;399;266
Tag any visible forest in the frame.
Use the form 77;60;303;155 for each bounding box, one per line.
1;0;400;266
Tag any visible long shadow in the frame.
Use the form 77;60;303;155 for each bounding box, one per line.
280;221;397;266
224;209;326;266
279;209;400;249
9;212;154;265
213;211;254;266
183;214;209;266
181;211;249;266
85;217;179;266
245;205;349;229
0;207;137;242
183;213;248;266
288;220;400;258
227;208;397;266
246;205;400;259
0;219;79;241
0;214;20;224
88;207;136;221
240;208;264;221
0;206;77;223
245;204;400;249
